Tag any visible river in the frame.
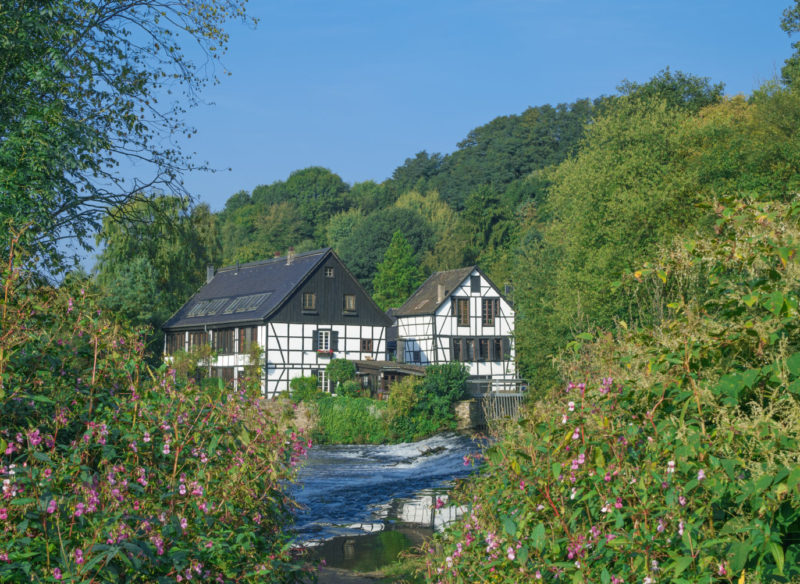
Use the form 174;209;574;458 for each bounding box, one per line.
290;433;483;571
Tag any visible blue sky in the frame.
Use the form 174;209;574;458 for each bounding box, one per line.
179;0;793;212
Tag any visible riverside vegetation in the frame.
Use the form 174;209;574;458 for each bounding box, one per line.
289;361;470;445
419;199;800;583
0;243;312;582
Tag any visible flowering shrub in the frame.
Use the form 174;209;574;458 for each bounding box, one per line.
0;257;311;582
423;198;800;583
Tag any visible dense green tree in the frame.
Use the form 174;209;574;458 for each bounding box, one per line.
429;100;596;209
347;180;395;213
337;207;432;291
616;67;724;113
0;0;250;268
514;90;701;385
387;151;444;194
94;195;221;356
372;231;425;310
325;208;365;253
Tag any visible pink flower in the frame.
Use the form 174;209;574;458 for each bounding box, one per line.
53;567;62;580
506;546;515;561
435;497;444;509
75;549;84;565
519;480;526;491
47;500;57;514
0;508;6;520
697;469;706;481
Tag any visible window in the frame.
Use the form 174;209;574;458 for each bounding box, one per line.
465;339;476;362
478;338;490;362
492;338;503;362
470;275;481;294
317;369;329;392
315;330;331;351
188;331;209;349
165;333;184;354
214;328;235;354
413;350;422;363
482;298;499;326
325;266;334;278
361;338;373;353
452;338;461;362
223;293;270;314
237;326;257;353
302;292;316;311
343;294;356;313
453;298;469;326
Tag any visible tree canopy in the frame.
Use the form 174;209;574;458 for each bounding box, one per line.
0;0;250;267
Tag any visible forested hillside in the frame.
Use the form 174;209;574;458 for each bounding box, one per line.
95;35;800;390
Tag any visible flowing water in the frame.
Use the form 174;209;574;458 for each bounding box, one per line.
290;433;483;570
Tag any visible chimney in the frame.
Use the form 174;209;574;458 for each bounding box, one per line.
206;265;215;284
286;247;295;265
437;283;446;304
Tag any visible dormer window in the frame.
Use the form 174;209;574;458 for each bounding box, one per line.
343;294;356;313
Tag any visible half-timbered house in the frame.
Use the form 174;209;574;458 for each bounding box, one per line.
394;267;515;384
162;248;392;397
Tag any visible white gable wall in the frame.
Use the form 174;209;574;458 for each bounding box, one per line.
397;269;516;383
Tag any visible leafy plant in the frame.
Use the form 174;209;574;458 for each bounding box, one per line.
289;375;326;403
0;248;311;582
422;198;800;583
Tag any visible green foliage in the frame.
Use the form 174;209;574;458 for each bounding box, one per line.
337;380;362;398
289;375;326;403
0;254;310;582
326;358;356;390
312;397;389;444
422;199;800;583
413;363;468;427
424;100;597;210
373;231;425;310
0;0;250;268
337;207;432;291
93;195;221;357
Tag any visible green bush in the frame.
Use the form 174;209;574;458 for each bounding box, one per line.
326;358;356;388
0;259;311;582
289;375;326;403
422;198;800;583
312;397;388;444
413;362;468;427
336;379;361;397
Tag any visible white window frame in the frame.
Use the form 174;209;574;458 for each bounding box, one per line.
318;329;331;351
317;369;329;392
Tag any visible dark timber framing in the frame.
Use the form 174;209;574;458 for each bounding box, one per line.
163;248;392;397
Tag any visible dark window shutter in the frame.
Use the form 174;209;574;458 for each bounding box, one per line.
471;276;480;293
312;330;319;351
502;337;510;359
331;330;339;350
451;301;456;316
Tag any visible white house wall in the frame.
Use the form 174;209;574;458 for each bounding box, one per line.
397;269;516;383
263;322;386;398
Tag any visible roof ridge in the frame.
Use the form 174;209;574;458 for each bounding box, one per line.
216;247;331;272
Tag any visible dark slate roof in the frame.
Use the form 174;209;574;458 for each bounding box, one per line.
163;248;330;330
395;266;476;317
